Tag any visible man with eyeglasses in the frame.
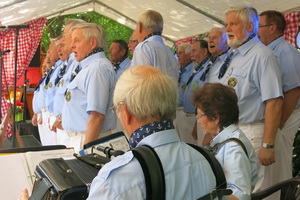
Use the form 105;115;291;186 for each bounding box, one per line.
258;10;300;185
216;6;283;192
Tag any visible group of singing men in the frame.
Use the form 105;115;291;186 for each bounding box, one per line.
29;5;300;200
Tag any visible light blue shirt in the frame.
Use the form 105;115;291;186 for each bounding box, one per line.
45;59;63;113
53;53;77;117
268;36;300;108
116;57;131;79
131;35;179;81
88;129;216;200
205;53;228;83
210;124;258;200
182;59;210;113
218;36;283;123
178;62;194;106
62;52;116;133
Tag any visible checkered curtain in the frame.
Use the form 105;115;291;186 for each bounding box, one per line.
284;11;300;48
0;17;47;139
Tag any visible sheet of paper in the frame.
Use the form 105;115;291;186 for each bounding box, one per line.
24;148;75;186
0;154;31;200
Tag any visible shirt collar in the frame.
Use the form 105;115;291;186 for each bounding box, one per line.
268;36;284;50
210;124;239;146
233;35;259;56
80;51;105;69
129;120;175;148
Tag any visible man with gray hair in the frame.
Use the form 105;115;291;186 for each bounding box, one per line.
216;6;283;192
61;23;116;152
87;66;216;199
258;10;300;186
131;10;178;81
173;43;197;144
51;19;86;145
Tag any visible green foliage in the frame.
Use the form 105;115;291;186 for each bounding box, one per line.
41;11;133;56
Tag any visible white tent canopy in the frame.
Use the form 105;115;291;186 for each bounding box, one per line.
1;0;300;45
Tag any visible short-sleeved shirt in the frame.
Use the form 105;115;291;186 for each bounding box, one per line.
183;59;210;113
205;53;228;83
116;57;131;79
45;59;63;113
62;52;116;133
178;62;194;107
53;53;77;117
87;129;216;200
210;124;258;200
218;36;283;123
268;36;300;108
131;35;179;81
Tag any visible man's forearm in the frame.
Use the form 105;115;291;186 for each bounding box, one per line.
84;111;105;145
263;97;283;144
280;87;300;129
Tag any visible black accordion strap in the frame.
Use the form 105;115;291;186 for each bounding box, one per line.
132;145;166;200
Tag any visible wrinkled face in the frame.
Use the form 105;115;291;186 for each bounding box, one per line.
48;41;59;65
57;38;68;61
108;42;125;63
63;24;73;55
190;41;207;67
196;108;219;136
257;15;272;46
128;34;138;55
71;28;95;62
177;46;191;67
225;12;248;49
208;29;228;57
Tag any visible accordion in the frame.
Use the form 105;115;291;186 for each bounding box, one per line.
30;154;110;200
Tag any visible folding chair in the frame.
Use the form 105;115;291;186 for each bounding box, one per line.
251;177;300;200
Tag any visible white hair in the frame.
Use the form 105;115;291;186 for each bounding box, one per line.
225;5;259;34
178;43;192;55
70;23;105;49
138;10;164;32
114;66;177;122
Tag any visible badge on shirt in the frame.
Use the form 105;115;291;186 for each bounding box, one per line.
65;91;71;102
61;79;64;87
57;81;60;87
191;82;198;91
48;82;52;88
228;77;237;88
182;84;187;90
44;85;48;90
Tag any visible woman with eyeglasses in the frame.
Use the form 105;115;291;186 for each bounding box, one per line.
193;83;258;200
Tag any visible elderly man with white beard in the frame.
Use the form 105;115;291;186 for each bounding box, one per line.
214;6;283;193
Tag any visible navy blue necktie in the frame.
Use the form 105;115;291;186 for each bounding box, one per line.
55;62;68;85
35;73;47;91
45;66;55;85
200;58;216;81
178;67;185;84
70;65;81;82
218;50;235;79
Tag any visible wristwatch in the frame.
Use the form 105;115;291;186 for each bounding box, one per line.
262;143;274;149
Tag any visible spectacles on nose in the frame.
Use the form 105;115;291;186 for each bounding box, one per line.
258;24;273;28
196;113;206;119
110;101;125;114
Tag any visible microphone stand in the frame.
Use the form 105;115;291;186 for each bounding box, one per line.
9;24;29;148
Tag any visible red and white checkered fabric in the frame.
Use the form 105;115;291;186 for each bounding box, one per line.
284;11;300;48
0;17;47;138
1;95;12;139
